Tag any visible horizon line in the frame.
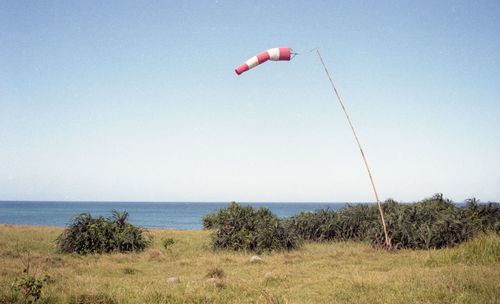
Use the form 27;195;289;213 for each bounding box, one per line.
0;199;488;204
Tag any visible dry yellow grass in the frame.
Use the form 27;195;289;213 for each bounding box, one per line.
1;224;499;303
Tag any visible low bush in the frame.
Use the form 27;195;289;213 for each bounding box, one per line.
13;275;49;304
204;202;301;252
122;267;137;275
284;209;337;241
285;194;500;250
161;238;175;250
335;204;379;241
57;210;151;254
201;212;218;230
372;196;475;249
285;204;379;242
463;199;500;234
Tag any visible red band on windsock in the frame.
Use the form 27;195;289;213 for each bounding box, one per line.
279;48;291;60
257;51;270;64
235;64;249;75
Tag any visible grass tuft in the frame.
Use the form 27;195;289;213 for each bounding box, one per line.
206;266;225;279
122;267;137;275
68;293;117;304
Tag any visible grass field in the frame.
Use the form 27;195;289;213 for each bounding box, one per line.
1;224;499;304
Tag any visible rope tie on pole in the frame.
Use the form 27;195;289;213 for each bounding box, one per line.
316;48;392;250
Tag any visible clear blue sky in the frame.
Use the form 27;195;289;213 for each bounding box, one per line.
1;1;499;202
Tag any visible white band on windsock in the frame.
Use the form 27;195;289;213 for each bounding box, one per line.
268;48;280;61
245;56;260;69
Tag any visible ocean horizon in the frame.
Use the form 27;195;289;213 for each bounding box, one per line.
0;201;360;230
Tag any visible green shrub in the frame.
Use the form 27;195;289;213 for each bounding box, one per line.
335;204;379;241
285;204;380;242
285;194;500;250
12;275;49;304
57;210;151;254
463;199;500;234
205;202;301;252
284;209;338;241
372;199;474;249
370;194;496;249
122;267;136;275
161;238;175;250
201;212;218;230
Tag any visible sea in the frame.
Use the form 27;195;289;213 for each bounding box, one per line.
0;201;352;230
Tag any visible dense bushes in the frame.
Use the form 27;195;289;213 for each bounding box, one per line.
284;194;500;250
57;211;151;254
283;209;337;241
285;204;380;243
372;196;475;249
335;204;380;241
202;202;301;252
204;196;499;251
463;199;500;234
372;195;499;249
56;195;498;254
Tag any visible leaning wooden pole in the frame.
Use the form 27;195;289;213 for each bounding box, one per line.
316;49;392;249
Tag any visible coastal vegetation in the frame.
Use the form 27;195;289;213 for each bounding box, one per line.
56;211;151;254
204;194;499;251
0;225;499;303
286;195;500;249
202;202;301;252
1;195;499;303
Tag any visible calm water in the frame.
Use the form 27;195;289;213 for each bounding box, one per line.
0;201;351;230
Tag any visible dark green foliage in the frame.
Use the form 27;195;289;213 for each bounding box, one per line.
205;202;301;252
284;194;500;250
13;275;49;304
161;238;175;250
201;212;218;230
122;267;136;275
335;204;380;241
57;210;151;254
372;195;476;249
463;199;500;234
285;204;379;242
284;209;338;241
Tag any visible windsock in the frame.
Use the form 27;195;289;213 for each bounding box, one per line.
235;47;292;75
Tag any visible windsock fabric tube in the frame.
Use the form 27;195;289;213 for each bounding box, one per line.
235;47;291;75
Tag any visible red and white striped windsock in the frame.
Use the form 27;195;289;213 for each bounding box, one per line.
235;47;292;75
